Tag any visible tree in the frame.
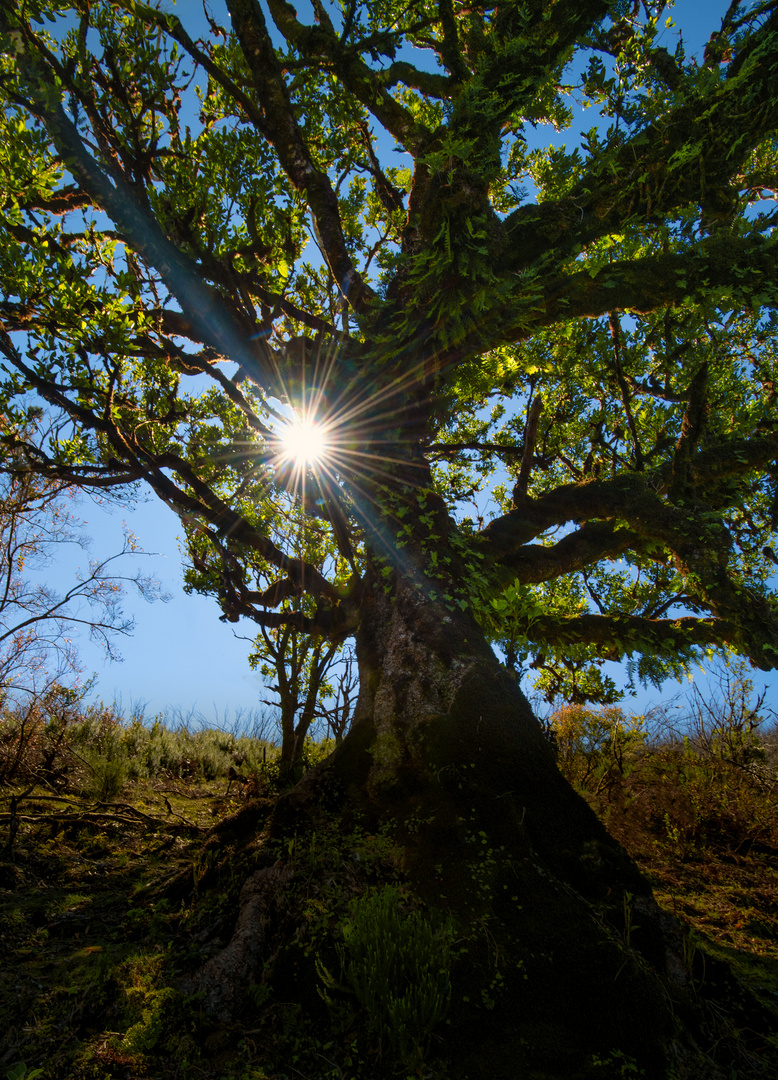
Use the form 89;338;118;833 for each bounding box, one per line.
0;419;166;783
1;0;777;1073
0;424;163;701
250;619;339;776
183;479;347;776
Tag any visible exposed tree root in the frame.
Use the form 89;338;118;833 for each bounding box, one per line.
181;863;293;1021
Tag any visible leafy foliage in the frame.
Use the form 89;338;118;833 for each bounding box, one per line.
0;0;776;706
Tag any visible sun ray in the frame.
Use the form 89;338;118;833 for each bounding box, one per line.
279;414;329;468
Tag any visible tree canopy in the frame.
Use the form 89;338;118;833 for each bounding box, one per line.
4;5;778;1073
0;0;777;705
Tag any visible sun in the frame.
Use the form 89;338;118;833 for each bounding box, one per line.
278;415;329;468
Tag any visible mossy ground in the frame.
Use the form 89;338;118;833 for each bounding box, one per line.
1;741;777;1079
0;779;247;1078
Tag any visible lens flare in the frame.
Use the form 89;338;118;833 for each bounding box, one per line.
279;415;328;467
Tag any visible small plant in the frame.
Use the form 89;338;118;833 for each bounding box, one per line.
662;810;684;853
318;884;454;1067
589;1049;645;1076
681;928;705;993
622;890;638;949
85;755;128;801
122;986;180;1054
6;1064;45;1080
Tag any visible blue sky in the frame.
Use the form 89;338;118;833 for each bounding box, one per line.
32;0;778;728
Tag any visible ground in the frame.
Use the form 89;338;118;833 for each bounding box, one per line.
1;738;777;1079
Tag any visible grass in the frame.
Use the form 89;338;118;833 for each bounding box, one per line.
0;693;776;1078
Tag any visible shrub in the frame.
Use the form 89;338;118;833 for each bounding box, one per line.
549;704;646;797
319;884;454;1067
547;662;778;859
683;657;774;771
0;683;87;785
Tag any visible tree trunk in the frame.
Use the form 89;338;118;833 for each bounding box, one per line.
313;581;768;1076
189;558;772;1077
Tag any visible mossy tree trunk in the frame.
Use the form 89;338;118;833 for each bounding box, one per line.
198;492;770;1078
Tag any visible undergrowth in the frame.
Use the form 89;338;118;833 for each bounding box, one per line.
0;677;776;1078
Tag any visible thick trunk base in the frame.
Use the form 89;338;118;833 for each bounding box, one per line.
179;720;773;1077
178;597;775;1078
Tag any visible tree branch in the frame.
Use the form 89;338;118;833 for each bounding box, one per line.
482;437;778;668
263;0;432;155
5;70;276;394
226;0;376;311
490;520;638;585
502;7;778;268
483;430;778;556
669;362;709;501
513;393;544;500
490;230;778;353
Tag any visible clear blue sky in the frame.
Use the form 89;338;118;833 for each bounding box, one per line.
51;495;268;725
36;0;778;729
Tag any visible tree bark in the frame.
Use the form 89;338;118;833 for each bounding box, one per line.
311;582;764;1076
190;538;771;1077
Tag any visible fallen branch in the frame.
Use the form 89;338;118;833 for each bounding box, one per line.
0;809;206;832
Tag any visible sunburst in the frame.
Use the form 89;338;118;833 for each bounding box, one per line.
277;413;329;469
